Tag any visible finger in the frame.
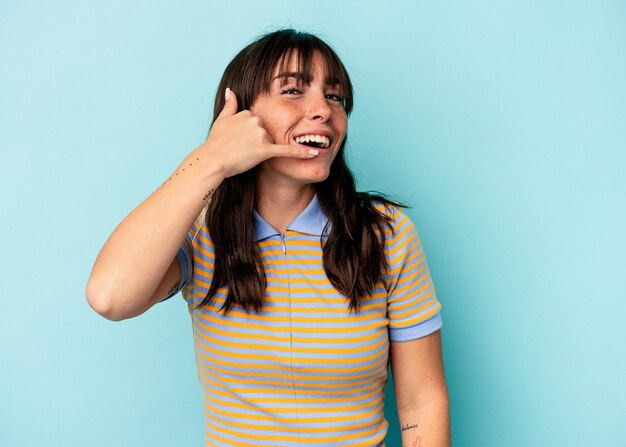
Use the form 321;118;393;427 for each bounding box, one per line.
267;143;320;158
216;87;238;120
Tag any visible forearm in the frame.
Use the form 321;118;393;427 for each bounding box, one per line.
397;392;450;447
86;148;224;318
86;87;317;319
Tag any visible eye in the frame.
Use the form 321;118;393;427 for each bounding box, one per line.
281;87;302;95
325;93;344;103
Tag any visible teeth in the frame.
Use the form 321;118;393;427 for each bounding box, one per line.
295;134;330;148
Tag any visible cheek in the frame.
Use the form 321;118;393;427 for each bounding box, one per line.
334;109;348;130
261;115;295;144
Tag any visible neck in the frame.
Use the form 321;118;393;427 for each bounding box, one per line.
255;178;315;234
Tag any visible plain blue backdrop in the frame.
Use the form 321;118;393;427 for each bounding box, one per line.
1;1;625;446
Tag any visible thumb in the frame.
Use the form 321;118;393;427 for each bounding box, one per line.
217;87;238;119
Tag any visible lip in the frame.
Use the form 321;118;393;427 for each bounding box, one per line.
292;140;331;155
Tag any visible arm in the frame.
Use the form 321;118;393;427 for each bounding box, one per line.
85;147;222;321
85;90;316;321
390;330;450;447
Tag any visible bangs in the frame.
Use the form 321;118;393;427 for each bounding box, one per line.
262;45;353;111
217;30;353;118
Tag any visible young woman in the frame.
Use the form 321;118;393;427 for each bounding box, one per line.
87;29;450;447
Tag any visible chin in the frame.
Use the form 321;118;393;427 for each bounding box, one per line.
289;171;331;185
293;163;332;184
260;158;332;186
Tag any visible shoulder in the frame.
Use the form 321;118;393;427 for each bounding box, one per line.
368;198;414;235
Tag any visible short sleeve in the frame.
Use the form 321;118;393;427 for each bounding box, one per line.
159;204;208;302
182;202;216;306
384;207;442;342
159;236;193;302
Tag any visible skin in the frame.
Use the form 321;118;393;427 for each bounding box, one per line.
392;331;451;446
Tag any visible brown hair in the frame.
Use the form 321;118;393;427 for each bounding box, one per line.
212;29;353;119
198;29;405;314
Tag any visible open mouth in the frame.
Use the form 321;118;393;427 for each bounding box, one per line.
294;134;331;149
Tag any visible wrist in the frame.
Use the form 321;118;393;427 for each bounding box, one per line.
181;147;227;184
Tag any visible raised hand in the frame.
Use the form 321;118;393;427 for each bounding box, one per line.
198;88;319;179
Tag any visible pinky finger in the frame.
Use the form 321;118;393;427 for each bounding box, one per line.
270;143;319;158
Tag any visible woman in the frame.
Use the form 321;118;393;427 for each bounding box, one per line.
87;29;450;446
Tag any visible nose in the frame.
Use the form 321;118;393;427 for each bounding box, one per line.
306;91;332;122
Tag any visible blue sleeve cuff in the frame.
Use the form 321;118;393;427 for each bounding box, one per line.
160;245;191;302
388;313;442;342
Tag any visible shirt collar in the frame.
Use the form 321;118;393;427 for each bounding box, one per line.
253;194;329;241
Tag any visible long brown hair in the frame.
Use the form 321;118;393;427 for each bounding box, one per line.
198;29;405;314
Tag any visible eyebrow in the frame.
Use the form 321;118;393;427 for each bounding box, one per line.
273;72;341;86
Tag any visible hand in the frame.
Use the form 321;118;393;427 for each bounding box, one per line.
198;88;319;179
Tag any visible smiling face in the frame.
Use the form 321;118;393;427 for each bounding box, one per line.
250;51;348;189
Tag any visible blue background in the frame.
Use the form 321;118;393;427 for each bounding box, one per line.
1;1;625;445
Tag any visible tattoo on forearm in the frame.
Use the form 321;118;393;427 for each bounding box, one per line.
402;423;419;432
163;158;201;184
401;423;423;447
166;282;180;296
403;435;423;447
203;188;215;201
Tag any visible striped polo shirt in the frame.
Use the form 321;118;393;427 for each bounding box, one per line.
169;194;442;446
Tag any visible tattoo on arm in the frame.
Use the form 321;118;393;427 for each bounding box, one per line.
166;282;180;296
163;158;201;184
402;436;423;447
401;423;422;447
203;188;215;201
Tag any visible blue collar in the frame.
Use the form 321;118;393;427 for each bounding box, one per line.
253;194;329;241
